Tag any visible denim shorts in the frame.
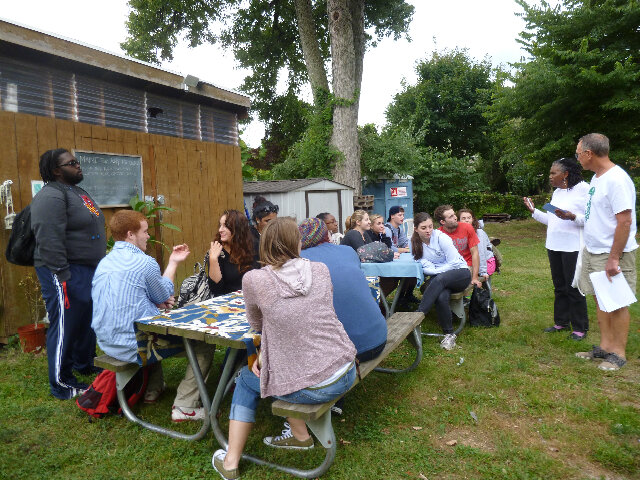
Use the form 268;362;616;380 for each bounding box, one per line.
229;364;357;423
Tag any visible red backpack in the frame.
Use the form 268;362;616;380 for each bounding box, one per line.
76;367;149;419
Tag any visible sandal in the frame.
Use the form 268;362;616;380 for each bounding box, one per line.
598;352;626;371
575;345;608;360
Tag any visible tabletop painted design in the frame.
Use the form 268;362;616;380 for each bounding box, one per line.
134;291;259;365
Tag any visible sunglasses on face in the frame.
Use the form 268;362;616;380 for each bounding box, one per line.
58;159;80;168
255;204;278;215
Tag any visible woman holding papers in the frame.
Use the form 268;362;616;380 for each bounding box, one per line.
523;157;590;340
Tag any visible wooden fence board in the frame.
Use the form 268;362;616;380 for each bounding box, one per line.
15;115;39;210
55;119;76;152
0;111;31;339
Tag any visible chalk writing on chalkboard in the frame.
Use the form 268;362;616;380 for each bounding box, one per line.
73;151;143;207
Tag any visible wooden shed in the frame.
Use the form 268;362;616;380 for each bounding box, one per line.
243;178;354;232
0;19;250;342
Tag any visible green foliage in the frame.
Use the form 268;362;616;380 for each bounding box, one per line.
272;93;338;179
359;124;421;179
386;48;495;159
106;195;180;252
256;93;311;166
411;148;488;212
122;0;413;124
489;0;640;193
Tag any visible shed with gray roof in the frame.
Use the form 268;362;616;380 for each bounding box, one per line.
243;178;354;232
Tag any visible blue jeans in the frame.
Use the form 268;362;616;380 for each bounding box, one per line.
229;365;357;423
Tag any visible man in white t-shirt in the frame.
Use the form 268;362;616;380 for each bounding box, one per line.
573;133;637;371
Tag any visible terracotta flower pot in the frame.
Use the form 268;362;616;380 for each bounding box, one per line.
17;323;47;353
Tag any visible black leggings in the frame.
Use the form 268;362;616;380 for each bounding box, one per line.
418;268;471;334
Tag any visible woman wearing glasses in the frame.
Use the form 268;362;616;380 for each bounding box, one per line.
523;157;590;340
250;196;279;242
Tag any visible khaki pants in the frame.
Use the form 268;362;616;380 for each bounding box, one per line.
173;343;216;408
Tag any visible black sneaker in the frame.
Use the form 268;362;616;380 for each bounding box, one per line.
568;332;586;341
543;326;566;333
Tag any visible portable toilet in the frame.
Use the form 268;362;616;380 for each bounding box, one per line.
362;176;414;234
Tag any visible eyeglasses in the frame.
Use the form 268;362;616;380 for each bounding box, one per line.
255;204;279;215
58;159;80;168
574;150;590;159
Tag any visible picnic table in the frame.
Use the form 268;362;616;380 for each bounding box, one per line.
95;288;424;478
360;252;424;318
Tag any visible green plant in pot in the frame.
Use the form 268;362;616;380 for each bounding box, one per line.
17;273;47;353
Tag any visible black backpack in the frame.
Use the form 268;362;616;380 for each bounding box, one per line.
469;286;500;327
5;183;67;266
5;206;35;266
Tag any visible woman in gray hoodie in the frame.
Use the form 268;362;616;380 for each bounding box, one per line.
212;217;357;480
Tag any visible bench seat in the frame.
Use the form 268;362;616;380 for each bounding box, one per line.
94;355;137;373
272;311;424;421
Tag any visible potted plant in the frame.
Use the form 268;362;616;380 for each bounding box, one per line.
16;273;47;353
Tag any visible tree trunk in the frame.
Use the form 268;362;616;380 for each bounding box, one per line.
294;0;329;104
328;0;363;195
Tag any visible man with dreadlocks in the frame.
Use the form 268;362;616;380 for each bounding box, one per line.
31;149;106;400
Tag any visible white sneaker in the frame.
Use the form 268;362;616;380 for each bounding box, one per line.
144;382;167;404
440;334;457;350
171;406;205;422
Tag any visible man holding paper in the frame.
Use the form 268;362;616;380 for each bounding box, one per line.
571;133;637;371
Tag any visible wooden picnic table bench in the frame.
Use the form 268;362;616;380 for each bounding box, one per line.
94;340;213;441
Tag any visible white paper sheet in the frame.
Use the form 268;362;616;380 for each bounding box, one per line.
589;271;637;313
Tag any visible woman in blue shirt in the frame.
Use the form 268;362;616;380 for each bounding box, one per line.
413;212;470;350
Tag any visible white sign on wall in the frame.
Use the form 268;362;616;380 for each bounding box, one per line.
390;187;407;198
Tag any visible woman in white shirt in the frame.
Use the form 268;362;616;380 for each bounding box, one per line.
523;157;590;340
412;212;470;350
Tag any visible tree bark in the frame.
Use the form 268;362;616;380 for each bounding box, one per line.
294;0;329;104
328;0;363;194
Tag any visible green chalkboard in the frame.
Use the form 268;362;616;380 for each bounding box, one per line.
73;151;143;207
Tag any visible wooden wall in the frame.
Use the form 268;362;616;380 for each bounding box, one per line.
0;111;244;342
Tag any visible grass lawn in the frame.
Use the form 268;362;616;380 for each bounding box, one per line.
1;219;638;480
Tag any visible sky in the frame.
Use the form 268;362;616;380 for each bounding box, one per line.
1;0;538;147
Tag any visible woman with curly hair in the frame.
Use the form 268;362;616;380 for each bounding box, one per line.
171;209;259;422
523;157;590;340
208;209;260;296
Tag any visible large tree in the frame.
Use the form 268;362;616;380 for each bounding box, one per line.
122;0;413;193
385;48;494;159
489;0;640;193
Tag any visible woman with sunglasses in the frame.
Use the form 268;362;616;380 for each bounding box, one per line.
250;196;279;242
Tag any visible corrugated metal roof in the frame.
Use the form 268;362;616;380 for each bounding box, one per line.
243;178;352;193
